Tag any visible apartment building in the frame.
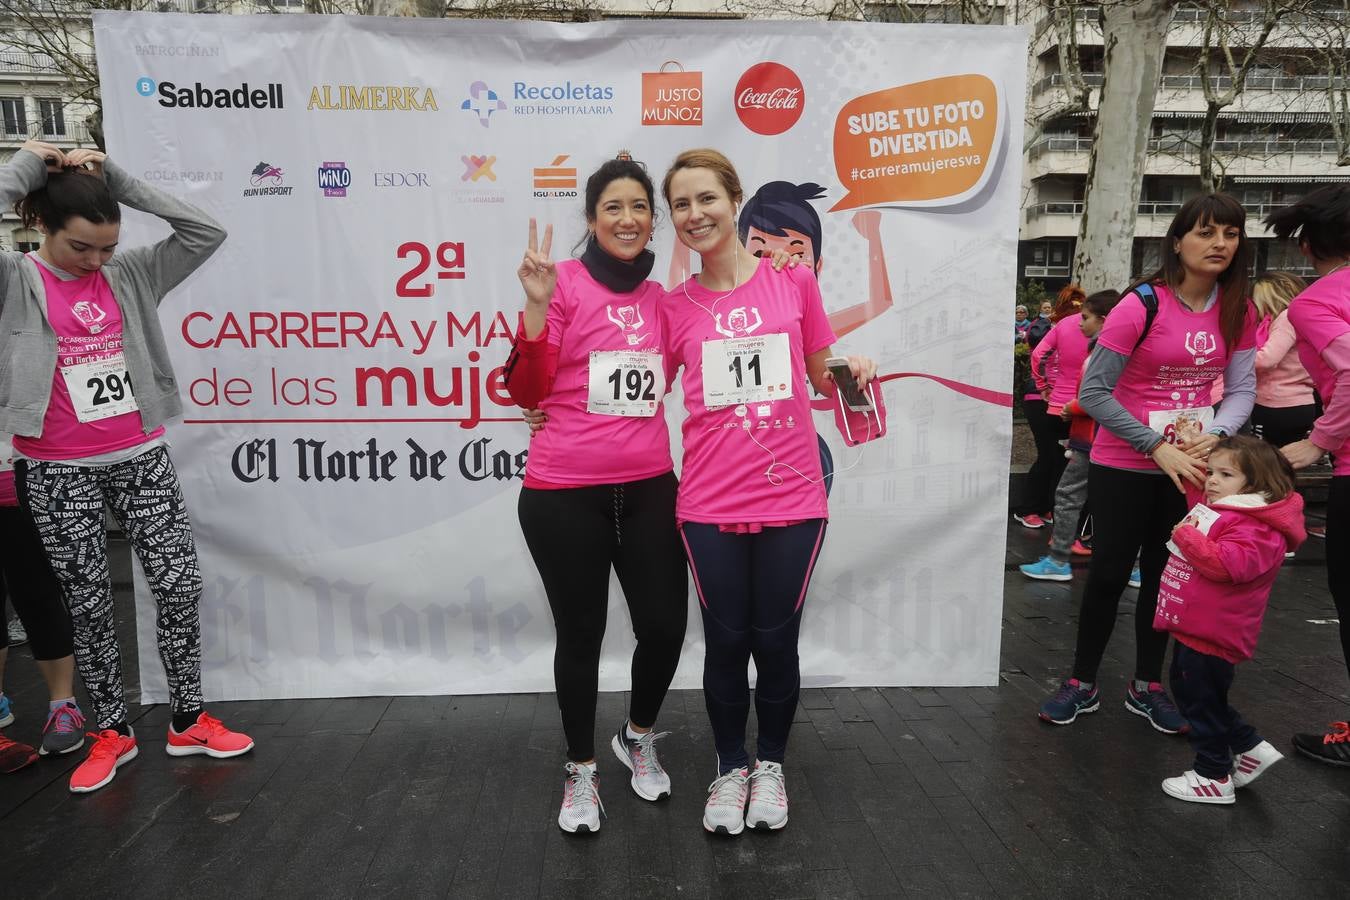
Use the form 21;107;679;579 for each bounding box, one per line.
1022;1;1349;286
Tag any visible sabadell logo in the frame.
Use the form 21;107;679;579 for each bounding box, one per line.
734;63;804;136
136;76;284;109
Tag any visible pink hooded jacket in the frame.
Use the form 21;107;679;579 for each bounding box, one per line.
1153;488;1306;664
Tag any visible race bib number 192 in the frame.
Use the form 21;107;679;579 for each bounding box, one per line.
60;355;140;423
586;350;663;417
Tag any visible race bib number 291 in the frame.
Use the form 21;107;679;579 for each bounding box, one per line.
60;356;140;423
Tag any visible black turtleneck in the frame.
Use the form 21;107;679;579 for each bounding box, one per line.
579;236;655;293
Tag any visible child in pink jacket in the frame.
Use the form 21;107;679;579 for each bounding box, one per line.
1154;435;1306;804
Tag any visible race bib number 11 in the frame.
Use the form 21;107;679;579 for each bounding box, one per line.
61;355;140;423
700;333;793;408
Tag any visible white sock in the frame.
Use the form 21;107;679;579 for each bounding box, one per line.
625;721;647;741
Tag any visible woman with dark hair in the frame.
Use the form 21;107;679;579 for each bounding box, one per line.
1038;194;1257;735
0;140;252;794
1014;284;1084;529
505;153;688;833
1267;185;1350;766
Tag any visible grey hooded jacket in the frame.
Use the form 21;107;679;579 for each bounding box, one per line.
0;148;226;437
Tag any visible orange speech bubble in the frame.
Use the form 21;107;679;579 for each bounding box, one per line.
831;74;999;212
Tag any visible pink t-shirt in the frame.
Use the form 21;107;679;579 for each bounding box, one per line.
1032;315;1089;414
1091;284;1256;471
522;258;674;485
662;259;837;524
1288;267;1350;474
13;258;164;461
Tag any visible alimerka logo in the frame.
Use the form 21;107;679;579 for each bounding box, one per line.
307;85;438;111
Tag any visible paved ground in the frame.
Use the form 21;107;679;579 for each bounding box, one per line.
2;511;1348;898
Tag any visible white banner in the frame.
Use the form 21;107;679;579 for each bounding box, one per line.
92;12;1025;701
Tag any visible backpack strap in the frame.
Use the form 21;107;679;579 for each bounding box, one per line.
1131;283;1159;352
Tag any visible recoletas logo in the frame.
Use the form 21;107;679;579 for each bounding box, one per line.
461;81;507;127
137;76;284;110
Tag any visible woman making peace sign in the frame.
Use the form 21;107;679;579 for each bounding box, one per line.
505;154;687;835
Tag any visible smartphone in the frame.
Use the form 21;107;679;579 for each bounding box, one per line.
825;357;873;412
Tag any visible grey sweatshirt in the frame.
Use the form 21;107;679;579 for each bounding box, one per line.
0;149;226;437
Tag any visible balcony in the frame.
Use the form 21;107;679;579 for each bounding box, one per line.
0;122;95;144
1032;71;1344;97
1022;198;1304;240
1028;134;1344;179
1022;265;1071;279
0;50;96;77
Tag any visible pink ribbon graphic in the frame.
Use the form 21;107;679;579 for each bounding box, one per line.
809;372;1013;410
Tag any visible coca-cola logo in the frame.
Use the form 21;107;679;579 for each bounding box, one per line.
734;62;805;135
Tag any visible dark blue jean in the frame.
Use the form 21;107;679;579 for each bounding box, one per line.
1170;642;1261;779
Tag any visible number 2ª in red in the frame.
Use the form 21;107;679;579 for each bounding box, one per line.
396;241;466;297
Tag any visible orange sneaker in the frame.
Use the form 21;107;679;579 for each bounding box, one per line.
69;728;138;793
166;712;254;759
1;733;39;774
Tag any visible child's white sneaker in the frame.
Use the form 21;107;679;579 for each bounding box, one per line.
1231;740;1284;788
1161;769;1235;805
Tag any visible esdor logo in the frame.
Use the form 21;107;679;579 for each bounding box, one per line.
734;63;804;136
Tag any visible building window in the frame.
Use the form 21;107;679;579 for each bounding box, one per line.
38;99;64;137
1;97;27;137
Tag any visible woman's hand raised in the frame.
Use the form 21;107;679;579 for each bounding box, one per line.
517;218;556;308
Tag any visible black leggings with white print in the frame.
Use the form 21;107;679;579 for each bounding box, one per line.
17;445;204;730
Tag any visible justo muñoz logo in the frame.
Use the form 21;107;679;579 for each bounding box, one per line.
734;62;804;135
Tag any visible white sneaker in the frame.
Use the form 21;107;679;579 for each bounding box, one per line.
702;767;749;835
557;761;604;834
1231;740;1284;788
611;725;672;801
746;760;789;830
1161;769;1235;805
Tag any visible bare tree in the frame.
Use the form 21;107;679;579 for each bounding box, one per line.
1025;0;1096;151
1305;0;1350;164
1073;0;1179;291
1193;0;1303;192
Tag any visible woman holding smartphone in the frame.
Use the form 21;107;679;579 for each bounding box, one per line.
659;149;875;835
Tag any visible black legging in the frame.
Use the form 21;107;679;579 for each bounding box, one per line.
1327;476;1350;687
1018;399;1068;516
1250;403;1319;449
1072;465;1186;684
0;503;73;661
680;519;827;774
517;472;688;762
